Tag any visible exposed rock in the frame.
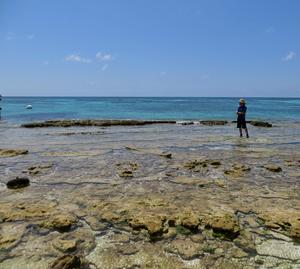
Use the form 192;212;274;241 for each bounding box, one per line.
129;215;164;236
40;214;77;232
250;121;272;127
0;149;28;157
0;201;56;222
200;120;228;126
22;119;176;128
205;212;240;240
184;159;221;171
256;239;300;261
50;255;89;269
6;177;30;189
179;211;200;230
119;170;133;178
264;164;282;172
165;238;203;260
259;210;300;239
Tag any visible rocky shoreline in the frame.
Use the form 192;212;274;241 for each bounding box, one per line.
21;119;273;128
0;122;299;269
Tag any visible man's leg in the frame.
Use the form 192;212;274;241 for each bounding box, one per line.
239;128;243;137
245;128;249;138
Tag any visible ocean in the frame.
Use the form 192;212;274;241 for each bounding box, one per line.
1;97;300;123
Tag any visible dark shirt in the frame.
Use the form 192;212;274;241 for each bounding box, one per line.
237;105;247;120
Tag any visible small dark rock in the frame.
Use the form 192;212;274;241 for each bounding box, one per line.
119;170;133;178
250;121;272;127
200;120;228;126
264;164;282;172
177;121;194;125
7;177;30;189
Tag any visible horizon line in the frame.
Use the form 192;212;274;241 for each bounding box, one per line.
1;96;300;98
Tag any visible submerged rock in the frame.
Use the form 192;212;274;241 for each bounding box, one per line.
256;239;300;261
176;121;194;125
224;163;251;177
165;238;203;260
125;145;172;158
50;255;89;269
200;120;228;126
0;149;28;157
22;119;176;128
119;170;133;178
6;177;30;189
52;239;77;253
250;121;272;127
263;164;282;172
183;159;221;171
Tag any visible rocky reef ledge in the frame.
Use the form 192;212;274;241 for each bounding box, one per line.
21;119;273;128
21;119;177;128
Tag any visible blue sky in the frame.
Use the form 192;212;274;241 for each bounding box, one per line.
0;0;299;97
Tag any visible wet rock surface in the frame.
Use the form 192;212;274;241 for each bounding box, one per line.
200;120;228;125
6;177;30;189
0;122;300;268
50;255;89;269
0;149;28;157
250;121;273;127
21;119;177;128
263;164;282;172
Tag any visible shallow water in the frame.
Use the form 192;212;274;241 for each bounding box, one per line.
0;122;300;268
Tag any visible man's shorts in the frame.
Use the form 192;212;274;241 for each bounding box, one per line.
237;119;247;129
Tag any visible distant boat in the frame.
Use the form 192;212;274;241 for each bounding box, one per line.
26;105;33;110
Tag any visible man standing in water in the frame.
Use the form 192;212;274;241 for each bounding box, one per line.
236;99;249;138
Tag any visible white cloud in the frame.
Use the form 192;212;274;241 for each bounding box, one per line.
101;64;109;71
65;54;92;63
160;71;167;76
27;34;35;40
43;61;49;65
96;52;113;61
283;51;296;61
5;32;15;41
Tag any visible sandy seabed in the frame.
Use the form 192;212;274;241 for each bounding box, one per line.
0;121;300;269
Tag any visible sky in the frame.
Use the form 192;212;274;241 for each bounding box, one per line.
0;0;299;97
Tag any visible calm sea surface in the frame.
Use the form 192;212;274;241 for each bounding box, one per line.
0;97;300;123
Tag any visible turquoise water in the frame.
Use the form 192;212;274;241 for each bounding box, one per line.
0;97;300;123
